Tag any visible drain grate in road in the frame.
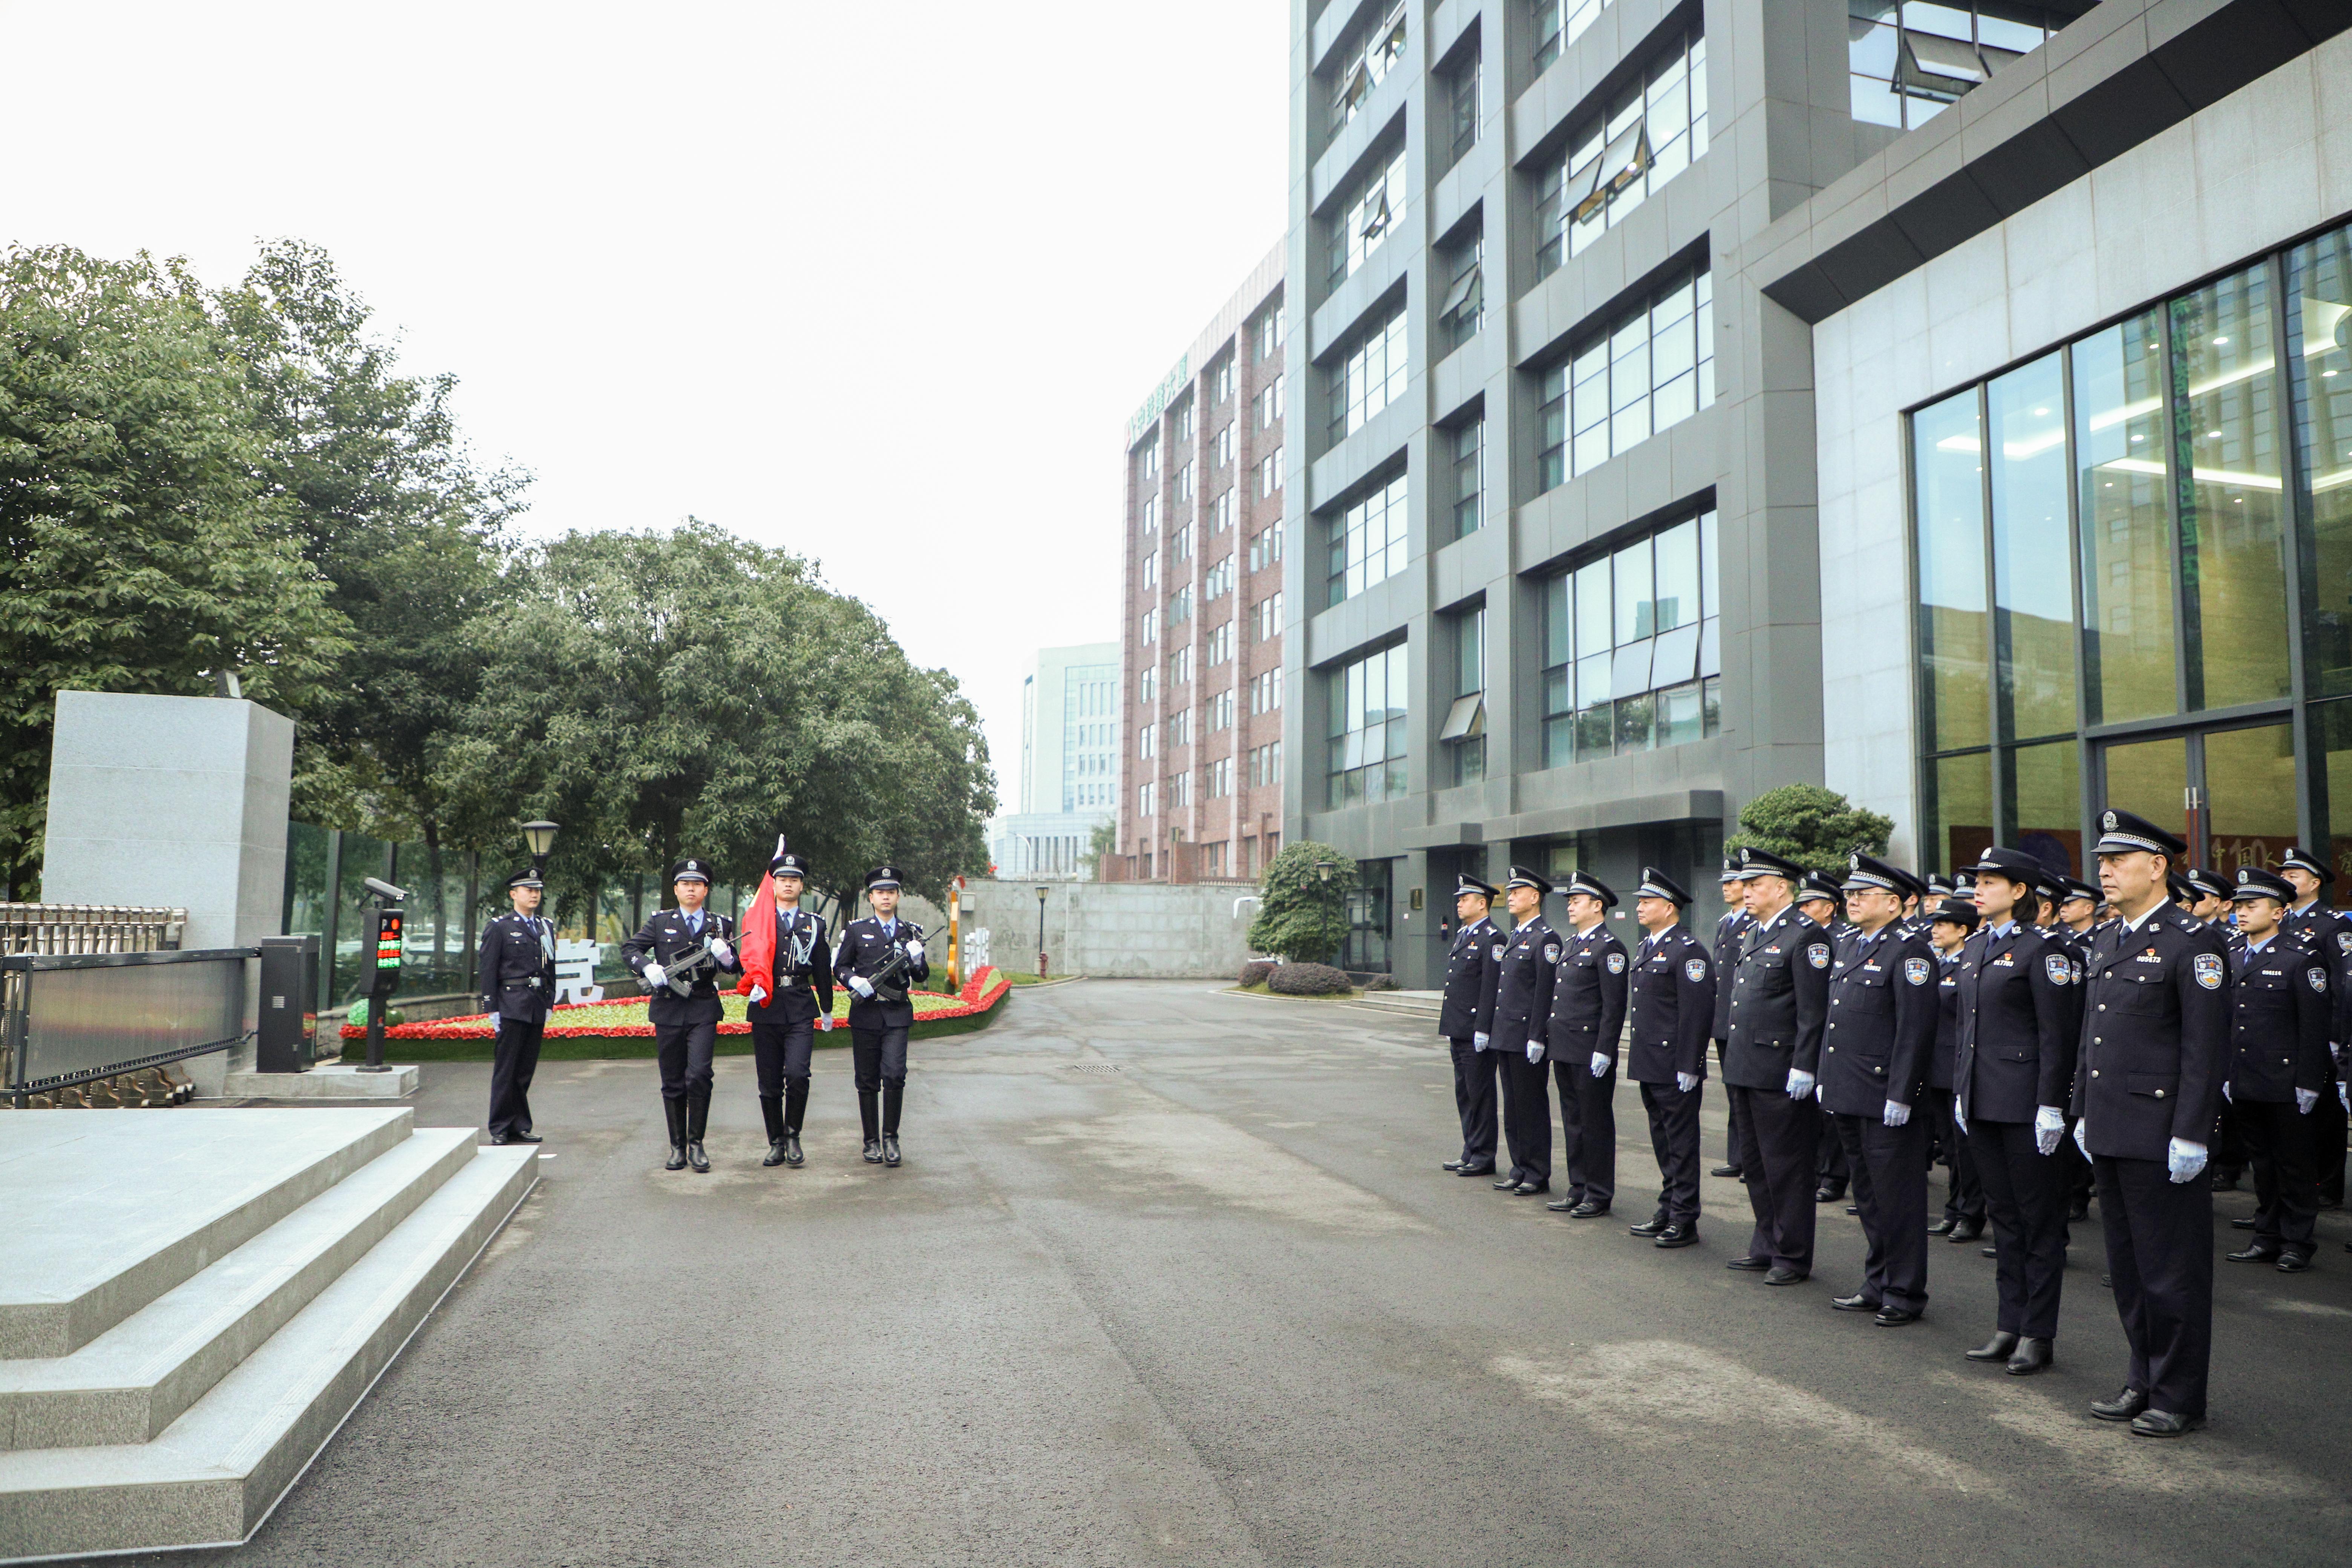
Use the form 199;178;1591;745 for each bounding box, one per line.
1065;1063;1122;1074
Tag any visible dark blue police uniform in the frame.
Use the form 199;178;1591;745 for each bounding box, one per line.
1545;871;1629;1216
1439;874;1502;1175
1625;868;1712;1245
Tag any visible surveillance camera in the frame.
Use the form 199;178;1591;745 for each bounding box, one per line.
364;877;410;902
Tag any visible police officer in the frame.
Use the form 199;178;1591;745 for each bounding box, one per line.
1800;870;1853;1207
1546;870;1628;1219
1624;867;1711;1248
1952;846;2079;1375
1484;867;1559;1196
2073;808;2231;1436
1821;855;1939;1326
833;865;927;1166
1721;846;1829;1285
743;838;835;1168
1921;896;1986;1242
1440;874;1503;1178
478;866;556;1146
2276;847;2350;1213
2055;878;2101;944
2220;867;2329;1272
1712;862;1755;1180
622;857;742;1173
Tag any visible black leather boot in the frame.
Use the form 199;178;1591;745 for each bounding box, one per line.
686;1084;712;1173
859;1089;882;1163
882;1082;904;1166
785;1080;810;1139
782;1129;804;1167
663;1098;688;1171
762;1096;788;1166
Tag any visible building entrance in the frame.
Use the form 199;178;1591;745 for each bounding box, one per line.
2095;720;2297;876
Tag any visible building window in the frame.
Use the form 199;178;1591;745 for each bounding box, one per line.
1331;3;1407;131
1848;0;2070;131
1540;509;1721;766
1256;305;1285;363
1449;416;1484;539
1254;590;1283;643
1531;0;1614;74
1212;687;1235;730
1142;551;1158;590
1205;555;1234;600
1215;425;1234;467
1207;620;1235;666
1171;646;1192;686
1208;757;1234;799
1214;490;1235;532
1257;374;1286;429
1173;522;1193;561
1175;400;1196;443
1140;723;1156;760
1329;308;1409;444
1141;607;1158;646
1259;450;1283;498
1176;462;1195;501
1251;740;1284;786
1328;642;1409;807
1169;769;1191;810
1139;666;1156;703
1168;709;1191;747
1441;606;1486;785
1141;495;1157;534
1539;266;1713;491
1251;666;1285;714
1140;438;1159;480
1330;149;1408;288
1441;43;1479;168
1139;780;1156;818
1168;585;1192;625
1327;470;1409;608
1535;29;1706;276
1249;524;1285;574
1438;227;1483;355
1213;356;1235;404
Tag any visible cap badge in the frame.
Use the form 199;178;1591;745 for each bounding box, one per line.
2102;811;2118;831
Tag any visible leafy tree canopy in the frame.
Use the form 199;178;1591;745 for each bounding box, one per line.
1246;841;1356;964
1723;784;1893;873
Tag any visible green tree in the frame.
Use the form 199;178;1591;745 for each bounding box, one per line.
1724;784;1893;873
1246;841;1355;963
0;245;346;899
1086;818;1116;879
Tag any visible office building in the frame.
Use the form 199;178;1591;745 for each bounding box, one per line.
991;643;1120;879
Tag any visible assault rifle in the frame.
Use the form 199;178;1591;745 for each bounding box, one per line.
863;922;926;1004
644;940;718;999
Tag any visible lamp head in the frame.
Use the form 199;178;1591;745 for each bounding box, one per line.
521;819;560;858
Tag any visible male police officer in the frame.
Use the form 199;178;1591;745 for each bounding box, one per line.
1625;868;1711;1248
1712;862;1755;1179
1800;869;1853;1207
834;865;927;1167
1546;871;1629;1219
1721;847;1828;1285
745;840;835;1168
479;866;556;1146
623;858;742;1173
1822;855;1939;1326
1441;874;1503;1177
1922;896;1986;1242
2221;867;2329;1272
2073;808;2231;1436
1485;867;1559;1196
2277;847;2350;1211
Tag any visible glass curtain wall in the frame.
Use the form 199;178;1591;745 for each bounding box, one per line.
1327;642;1410;807
1540;510;1721;766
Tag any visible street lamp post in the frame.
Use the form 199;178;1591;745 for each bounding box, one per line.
1035;885;1050;979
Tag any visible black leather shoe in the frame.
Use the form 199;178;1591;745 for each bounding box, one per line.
1928;1217;1957;1236
2228;1216;2257;1230
1981;1245;1999;1258
2090;1386;2149;1422
1546;1195;1578;1212
763;1139;789;1168
1455;1163;1495;1177
2226;1244;2279;1263
1947;1220;1984;1242
666;1143;688;1172
1568;1202;1609;1218
783;1132;804;1167
1493;1176;1521;1190
864;1139;884;1164
1873;1306;1922;1326
1711;1164;1743;1179
1845;1204;1860;1216
2277;1252;2314;1274
687;1141;710;1173
2067;1200;2089;1221
1443;1158;1465;1171
882;1134;902;1167
489;1134;514;1145
1814;1185;1844;1203
1764;1266;1809;1286
2209;1172;2240;1192
1726;1255;1770;1271
1513;1182;1550;1196
1831;1292;1883;1312
2006;1337;2053;1375
1628;1217;1669;1237
507;1131;543;1144
1965;1331;2020;1362
1654;1225;1699;1248
2130;1409;2203;1438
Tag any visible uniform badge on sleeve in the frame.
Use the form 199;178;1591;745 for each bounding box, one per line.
1606;952;1626;974
1684;958;1709;982
1807;943;1830;969
2192;952;2224;990
1491;943;1506;961
2044;953;2070;986
2311;967;2330;995
1903;956;1931;986
2338;931;2352;956
1544;944;1561;964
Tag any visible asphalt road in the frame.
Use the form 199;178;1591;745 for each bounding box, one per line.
120;981;2352;1565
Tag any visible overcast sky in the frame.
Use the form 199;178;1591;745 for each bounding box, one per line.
4;0;1288;831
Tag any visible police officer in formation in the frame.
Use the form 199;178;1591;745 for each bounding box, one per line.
478;865;557;1146
1720;847;1829;1285
1624;868;1711;1248
1799;869;1855;1205
2219;867;2329;1272
1439;875;1502;1178
622;857;742;1173
2277;847;2352;1212
1545;870;1628;1219
1921;896;1986;1242
833;864;927;1167
1818;855;1938;1326
743;839;835;1169
1483;867;1559;1196
1711;862;1753;1180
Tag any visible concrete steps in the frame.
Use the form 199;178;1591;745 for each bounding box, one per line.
1349;989;1442;1020
0;1113;535;1562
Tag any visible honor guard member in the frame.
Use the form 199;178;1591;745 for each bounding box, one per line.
1624;868;1711;1248
1440;874;1504;1177
1800;869;1854;1206
623;858;741;1173
2275;847;2351;1213
833;865;927;1167
1545;871;1629;1218
1923;897;1987;1242
478;866;556;1146
2072;808;2231;1436
1721;846;1830;1285
1951;847;2080;1376
744;839;835;1168
1484;867;1559;1196
1821;856;1940;1325
1712;861;1756;1180
2220;867;2330;1272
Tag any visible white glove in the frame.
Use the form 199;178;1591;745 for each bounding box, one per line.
748;984;768;1006
2034;1106;2065;1156
2167;1138;2208;1184
2222;1081;2233;1104
2297;1087;2319;1115
904;940;924;962
1954;1103;1969;1138
2341;1082;2350;1113
709;938;733;965
2072;1118;2089;1159
816;1014;833;1032
1786;1069;1816;1102
1676;1072;1699;1093
1473;1031;1490;1052
849;975;875;998
1526;1040;1544;1064
1589;1051;1611;1079
643;963;666;988
1883;1099;1911;1128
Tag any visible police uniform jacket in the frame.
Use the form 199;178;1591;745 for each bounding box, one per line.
2071;907;2231;1160
1721;905;1830;1092
1480;916;1557;1057
2225;932;2332;1104
1927;949;1963;1093
1438;917;1498;1038
1547;922;1629;1066
477;910;557;1023
1819;925;1939;1117
1626;924;1712;1084
833;916;929;1030
749;905;835;1026
2285;903;2352;1061
1710;908;1752;1041
622;908;741;1027
1952;922;2079;1125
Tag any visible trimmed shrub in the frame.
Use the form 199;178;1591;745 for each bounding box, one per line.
1267;961;1352;996
1238;960;1276;988
1359;973;1395;991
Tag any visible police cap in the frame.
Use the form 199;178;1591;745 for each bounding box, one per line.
2232;866;2295;903
2279;845;2336;885
2094;808;2187;859
865;864;903;891
1637;866;1692;905
504;867;543;890
1561;869;1619;908
1505;864;1554;895
1732;845;1803;882
669;858;712;885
